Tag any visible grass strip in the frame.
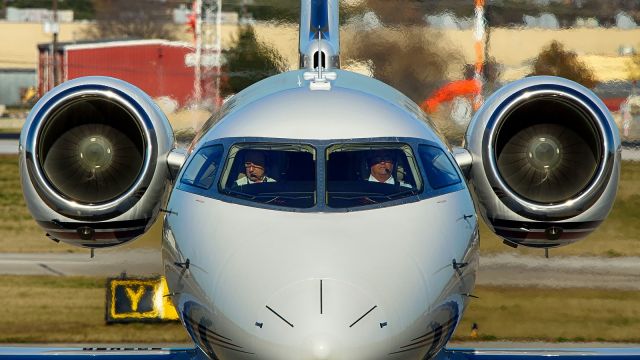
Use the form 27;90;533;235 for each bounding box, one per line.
0;275;190;343
454;285;640;343
1;277;638;344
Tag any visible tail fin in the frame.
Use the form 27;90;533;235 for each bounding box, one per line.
299;0;340;70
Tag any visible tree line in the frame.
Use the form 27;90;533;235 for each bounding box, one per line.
0;0;624;96
3;0;639;26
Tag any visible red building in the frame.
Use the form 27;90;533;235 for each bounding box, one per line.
37;39;219;107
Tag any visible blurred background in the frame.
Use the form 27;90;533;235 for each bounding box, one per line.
0;0;640;347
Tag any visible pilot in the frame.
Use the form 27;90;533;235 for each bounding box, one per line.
367;150;411;188
235;150;276;185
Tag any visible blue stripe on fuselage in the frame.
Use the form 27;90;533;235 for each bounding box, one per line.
437;347;640;360
309;0;329;41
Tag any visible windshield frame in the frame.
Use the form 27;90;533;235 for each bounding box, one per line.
176;137;466;213
325;142;424;209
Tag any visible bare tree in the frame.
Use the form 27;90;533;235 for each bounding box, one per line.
86;0;176;40
364;0;425;25
221;26;287;97
530;41;597;89
628;51;640;82
343;27;464;104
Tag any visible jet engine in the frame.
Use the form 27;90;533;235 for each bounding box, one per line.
19;77;175;248
465;76;620;248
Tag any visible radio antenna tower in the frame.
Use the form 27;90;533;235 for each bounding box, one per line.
193;0;203;106
214;0;222;108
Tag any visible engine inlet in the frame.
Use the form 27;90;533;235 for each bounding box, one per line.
494;96;601;205
38;96;146;204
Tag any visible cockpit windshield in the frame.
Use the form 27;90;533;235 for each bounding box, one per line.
180;145;224;189
326;143;422;208
218;143;316;209
178;138;464;212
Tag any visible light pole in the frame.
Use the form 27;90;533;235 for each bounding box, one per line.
52;0;59;86
194;0;203;106
472;0;485;110
215;0;222;108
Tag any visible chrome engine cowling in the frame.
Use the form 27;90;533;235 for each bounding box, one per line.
465;76;620;248
19;76;175;248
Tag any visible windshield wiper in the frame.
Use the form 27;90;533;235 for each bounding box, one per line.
257;192;315;198
252;192;315;206
222;188;257;200
328;189;417;203
385;188;419;200
326;191;379;199
328;192;380;204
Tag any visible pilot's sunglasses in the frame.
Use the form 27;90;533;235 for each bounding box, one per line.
371;157;393;164
244;162;265;170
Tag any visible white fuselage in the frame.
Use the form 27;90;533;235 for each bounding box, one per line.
162;69;479;359
163;188;477;359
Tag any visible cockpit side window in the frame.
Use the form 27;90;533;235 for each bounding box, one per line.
326;143;422;208
180;145;224;189
418;145;461;189
218;143;316;209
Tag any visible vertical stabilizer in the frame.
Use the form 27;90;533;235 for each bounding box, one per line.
299;0;340;70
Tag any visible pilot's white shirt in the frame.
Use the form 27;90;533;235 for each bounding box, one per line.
368;174;412;188
235;175;276;186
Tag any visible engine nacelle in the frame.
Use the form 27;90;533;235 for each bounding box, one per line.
466;76;620;248
19;77;175;248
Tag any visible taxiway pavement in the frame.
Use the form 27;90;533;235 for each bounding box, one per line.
0;249;162;277
0;139;18;154
1;250;639;290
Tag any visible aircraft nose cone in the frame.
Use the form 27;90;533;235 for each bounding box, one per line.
309;337;331;359
256;279;389;359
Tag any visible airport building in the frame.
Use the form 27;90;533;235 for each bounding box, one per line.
36;39;222;107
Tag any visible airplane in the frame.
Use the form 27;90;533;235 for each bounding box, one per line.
15;0;624;359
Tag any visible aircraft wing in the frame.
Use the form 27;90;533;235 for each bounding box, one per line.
440;347;640;359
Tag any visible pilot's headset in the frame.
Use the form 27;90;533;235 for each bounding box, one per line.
366;149;399;184
383;149;402;187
